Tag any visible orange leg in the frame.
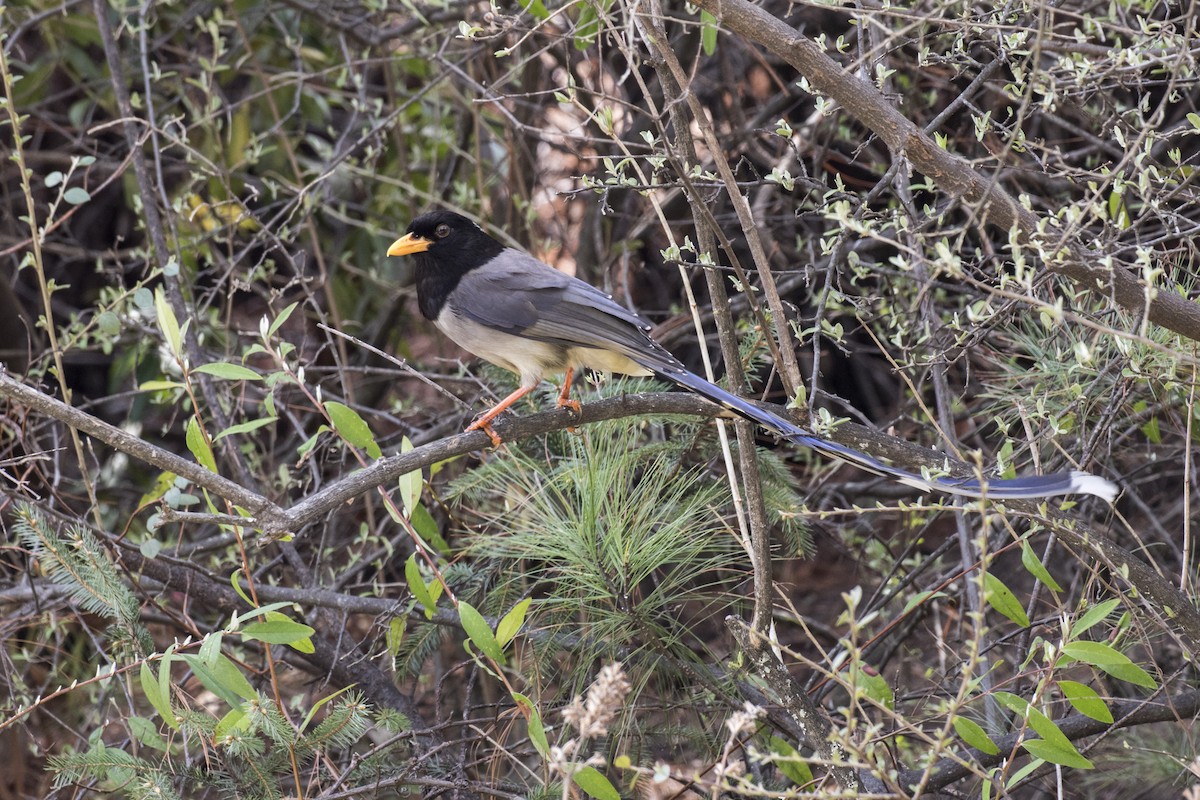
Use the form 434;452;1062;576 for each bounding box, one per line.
555;368;582;418
465;385;535;446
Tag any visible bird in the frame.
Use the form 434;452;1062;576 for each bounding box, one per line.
387;209;1117;502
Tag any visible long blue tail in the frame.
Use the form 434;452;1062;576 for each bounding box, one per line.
643;359;1116;502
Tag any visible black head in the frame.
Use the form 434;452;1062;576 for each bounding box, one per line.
387;210;505;320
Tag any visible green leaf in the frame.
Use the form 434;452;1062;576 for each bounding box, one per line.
995;691;1093;768
495;598;531;648
63;186;91;205
97;310;120;335
140;661;176;729
213;416;277;442
572;766;620;800
186;417;217;472
154;288;182;359
1022;738;1094;770
768;736;814;786
1058;680;1113;723
1023;705;1073;751
1020;542;1063;592
192;362;262;381
243;613;316;648
1061;640;1157;689
298;685;358;734
993;690;1030;715
901;589;946;615
699;11;718;55
849;664;893;709
266;301;299;338
138;380;184;392
386;617;406;658
411;503;449;555
983;571;1030;627
513;692;549;757
574;0;613;49
1188;112;1200;130
139;471;177;507
405;554;435;618
214;707;250;740
1072;599;1120;638
517;0;550;20
397;437;420;517
953;716;1000;755
325;401;382;459
459;601;505;664
128;716;168;752
183;652;256;706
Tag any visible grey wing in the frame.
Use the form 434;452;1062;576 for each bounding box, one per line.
450;249;676;367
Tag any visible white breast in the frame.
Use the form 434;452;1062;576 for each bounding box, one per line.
435;307;652;387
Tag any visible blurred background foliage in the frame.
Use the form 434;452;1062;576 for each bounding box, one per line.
2;0;1199;796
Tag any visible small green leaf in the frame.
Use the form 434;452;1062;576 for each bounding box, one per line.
186;417;217;473
397;437;420;517
97;310;120;335
1072;599;1120;637
574;0;613;49
63;186;91;205
849;664;893;709
517;0;549;19
1020;542;1063;592
387;617;406;658
139;472;177;507
1022;738;1094;770
139;380;184;392
266;301;299;338
140;661;175;728
154;288;182;359
183;652;256;706
983;571;1030;627
411;503;450;555
572;766;621;800
496;598;531;648
213;416;277;442
242;613;316;647
699;11;718;55
1023;705;1074;751
1058;680;1113;723
953;716;1000;755
513;692;549;756
405;554;435;618
193;362;262;380
128;716;168;752
1061;641;1157;689
458;601;505;664
768;736;814;785
45;171;64;188
1188;112;1200;130
325;401;382;459
214;707;250;740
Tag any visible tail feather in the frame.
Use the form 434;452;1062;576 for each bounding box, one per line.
646;361;1117;502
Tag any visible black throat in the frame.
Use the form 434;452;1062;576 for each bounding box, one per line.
415;224;504;321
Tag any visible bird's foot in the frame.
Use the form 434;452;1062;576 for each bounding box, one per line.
465;417;504;447
556;397;582;434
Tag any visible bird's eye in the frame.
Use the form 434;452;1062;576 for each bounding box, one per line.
435;223;451;239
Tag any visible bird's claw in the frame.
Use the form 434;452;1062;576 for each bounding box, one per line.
465;417;504;447
556;397;582;434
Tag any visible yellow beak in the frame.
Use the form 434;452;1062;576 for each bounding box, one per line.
387;232;431;256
